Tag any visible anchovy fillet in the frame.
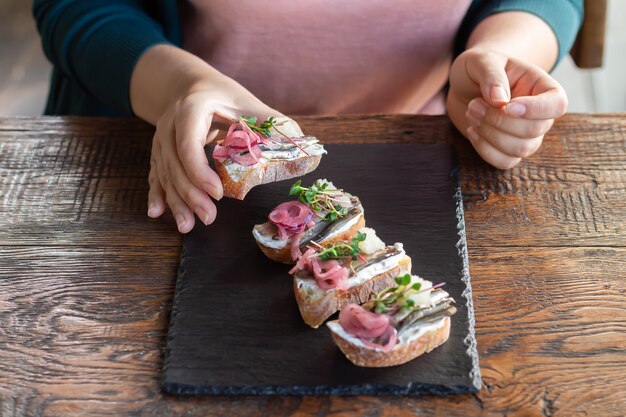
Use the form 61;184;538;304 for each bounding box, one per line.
394;289;456;331
299;197;363;247
397;305;457;337
353;246;402;272
259;137;320;159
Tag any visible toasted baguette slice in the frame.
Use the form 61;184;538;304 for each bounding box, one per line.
294;250;411;328
327;316;451;367
215;153;322;200
253;196;365;264
327;276;457;367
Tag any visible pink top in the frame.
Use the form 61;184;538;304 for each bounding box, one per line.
180;0;472;115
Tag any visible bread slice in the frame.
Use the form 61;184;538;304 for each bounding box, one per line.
327;316;451;367
215;154;322;200
294;254;411;328
252;199;365;264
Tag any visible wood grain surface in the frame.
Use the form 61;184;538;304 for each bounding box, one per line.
0;114;624;416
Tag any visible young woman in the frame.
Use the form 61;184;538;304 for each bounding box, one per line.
34;0;582;233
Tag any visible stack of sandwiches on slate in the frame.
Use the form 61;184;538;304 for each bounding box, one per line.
252;177;456;367
214;117;455;367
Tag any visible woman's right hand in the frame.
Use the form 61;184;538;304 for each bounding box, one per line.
131;45;301;233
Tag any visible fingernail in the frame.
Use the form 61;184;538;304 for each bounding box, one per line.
505;102;526;117
465;111;481;127
468;100;486;118
490;86;509;104
205;182;223;201
175;213;189;233
196;207;212;226
466;127;480;143
147;202;158;218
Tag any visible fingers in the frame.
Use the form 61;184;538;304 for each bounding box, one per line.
174;105;223;201
149;136;195;233
456;50;566;169
466;127;522;170
147;176;166;218
150;112;219;232
468;98;554;138
157;123;217;226
507;88;568;120
466;114;543;158
148;161;197;232
465;49;511;107
506;59;568;120
164;181;196;234
465;98;547;163
206;128;220;145
464;50;568;120
147;147;166;218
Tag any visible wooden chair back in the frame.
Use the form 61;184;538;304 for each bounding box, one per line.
571;0;607;68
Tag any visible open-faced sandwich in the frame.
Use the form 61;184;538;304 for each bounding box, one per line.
212;116;326;200
252;179;365;264
290;227;411;328
326;274;456;367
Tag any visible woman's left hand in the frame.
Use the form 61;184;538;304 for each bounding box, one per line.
447;48;568;169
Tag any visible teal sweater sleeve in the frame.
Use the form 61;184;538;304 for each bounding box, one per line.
33;0;180;116
457;0;584;68
34;0;582;116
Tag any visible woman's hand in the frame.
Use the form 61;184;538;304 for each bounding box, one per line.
148;87;297;233
447;48;568;169
131;45;301;233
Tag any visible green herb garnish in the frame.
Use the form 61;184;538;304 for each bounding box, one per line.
316;232;366;261
290;179;349;221
373;274;423;314
241;116;286;138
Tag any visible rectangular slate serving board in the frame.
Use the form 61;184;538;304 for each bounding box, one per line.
162;143;481;396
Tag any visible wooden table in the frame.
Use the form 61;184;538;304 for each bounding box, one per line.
0;115;624;416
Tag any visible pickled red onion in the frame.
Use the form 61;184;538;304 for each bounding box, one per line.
231;145;262;166
212;120;263;166
290;231;304;260
290;248;349;290
224;130;260;150
289;248;317;275
338;304;398;352
212;145;229;159
339;304;390;339
269;201;313;241
312;260;349;290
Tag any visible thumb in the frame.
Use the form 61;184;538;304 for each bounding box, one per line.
466;50;511;108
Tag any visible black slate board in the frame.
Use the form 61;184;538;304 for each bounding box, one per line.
162;143;481;396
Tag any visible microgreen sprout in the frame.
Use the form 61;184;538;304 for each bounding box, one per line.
241;116;310;156
372;274;446;315
241;116;285;138
289;179;350;221
314;232;366;261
